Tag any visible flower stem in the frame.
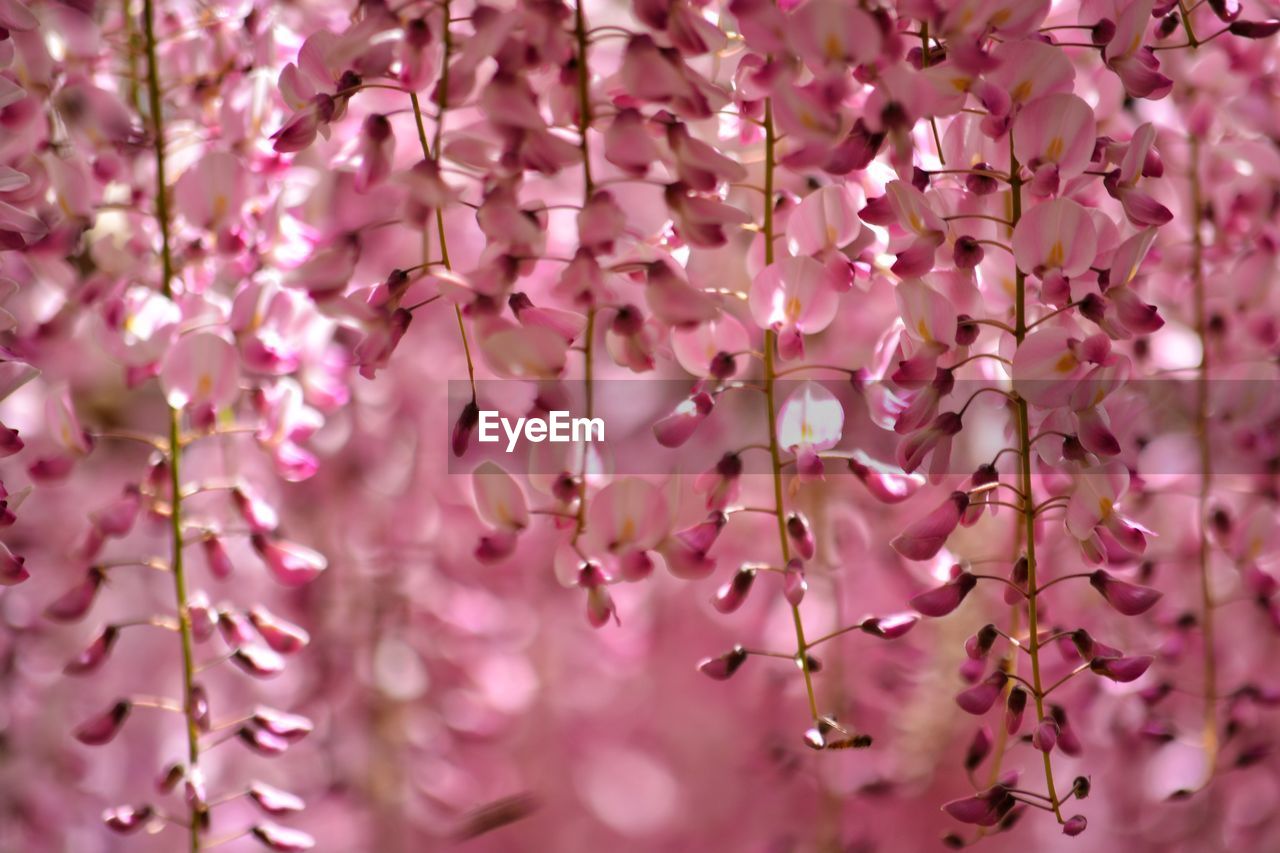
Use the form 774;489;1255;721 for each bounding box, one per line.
762;96;820;724
408;2;477;403
1189;133;1218;788
572;0;596;544
142;1;202;846
1010;140;1064;822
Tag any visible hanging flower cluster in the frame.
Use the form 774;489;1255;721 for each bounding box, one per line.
1;0;1280;850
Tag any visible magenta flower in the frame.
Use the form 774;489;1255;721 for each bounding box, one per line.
956;672;1009;715
893;493;970;562
1090;570;1162;615
74;700;131;746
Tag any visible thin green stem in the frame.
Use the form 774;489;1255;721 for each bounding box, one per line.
408;10;477;402
1190;134;1218;788
1011;138;1064;822
762;96;820;725
143;3;201;847
571;0;596;545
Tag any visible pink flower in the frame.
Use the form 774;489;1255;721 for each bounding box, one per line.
894;493;970;561
74;700;131;745
712;566;757;614
956;672;1008;714
942;785;1016;826
698;645;748;681
1090;570;1162;615
749;257;840;360
908;567;978;615
777;382;844;479
64;626;119;676
250;535;328;587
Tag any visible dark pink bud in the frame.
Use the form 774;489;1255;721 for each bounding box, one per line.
103;804;153;833
653;391;715;448
956;672;1008;715
90;485;142;537
251;707;314;742
698;645;748;680
74;699;131;745
251;535;327;586
1005;557;1029;605
1063;815;1087;836
156;763;184;793
188;592;217;642
248;606;310;655
249;781;305;816
1006;686;1027;734
0;425;22;457
1090;654;1152;682
218;606;257;647
783;558;807;606
611;304;645;336
232;644;287;678
965;624;998;659
202;535;234;580
954;314;980;346
1050;705;1083;756
1230;20;1280;38
251;822;316;852
786;513;816;560
233;487;279;533
952;235;984;269
909;571;978;617
712;567;757;614
0;542;28;585
1090;570;1162;615
892;492;969;561
1032;717;1059;753
189;683;211;732
64;625;119;675
676;511;727;553
45;568;105;622
452;401;480;457
942;786;1015;826
964;164;999;195
475;530;519;563
859;613;918;639
709;351;737;380
965;725;993;770
238;725;291;756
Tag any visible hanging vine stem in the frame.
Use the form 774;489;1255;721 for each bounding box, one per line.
142;0;203;848
1189;133;1218;789
408;0;477;403
762;96;821;725
1010;136;1065;822
571;0;596;544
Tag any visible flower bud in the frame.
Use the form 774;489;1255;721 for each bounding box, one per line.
452;401;480;458
1230;20;1280;38
248;605;310;655
45;568;105;622
103;805;153;833
249;781;305;816
892;492;969;561
1032;717;1059;753
909;570;978;617
1072;776;1091;799
252;823;316;852
783;558;807;606
1063;815;1087;837
65;625;120;675
712;567;757;614
1090;570;1162;615
697;645;748;680
1090;654;1153;683
858;613;918;639
965;163;999;195
786;512;816;560
75;699;131;745
251;707;314;742
232;644;287;678
1006;686;1027;734
953;235;984;269
202;535;234;580
965;725;993;770
956;672;1008;715
965;624;999;660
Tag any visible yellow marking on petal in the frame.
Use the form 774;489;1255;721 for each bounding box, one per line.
1045;137;1064;161
1011;79;1032;103
991;9;1011;25
197;373;214;399
825;33;843;60
212;194;229;222
1055;351;1079;374
1047;241;1064;267
826;225;838;245
908;213;923;232
1099;497;1114;519
619;516;636;543
917;318;932;341
950;76;971;93
785;296;803;322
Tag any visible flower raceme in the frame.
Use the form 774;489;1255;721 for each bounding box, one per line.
0;0;1278;850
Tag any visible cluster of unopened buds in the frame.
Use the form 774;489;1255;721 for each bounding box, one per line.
2;0;1280;848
